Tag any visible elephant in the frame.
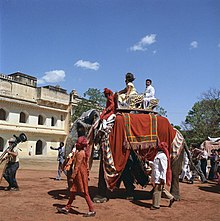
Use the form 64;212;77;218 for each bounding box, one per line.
89;112;190;201
65;108;194;202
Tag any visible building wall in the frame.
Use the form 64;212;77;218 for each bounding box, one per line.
0;72;76;158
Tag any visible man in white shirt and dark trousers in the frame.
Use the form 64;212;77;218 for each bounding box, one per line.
150;142;175;210
143;79;155;109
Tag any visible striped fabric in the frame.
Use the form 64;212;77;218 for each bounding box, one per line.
171;129;184;160
102;131;118;180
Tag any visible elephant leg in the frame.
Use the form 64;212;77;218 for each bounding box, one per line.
170;150;184;200
121;158;135;199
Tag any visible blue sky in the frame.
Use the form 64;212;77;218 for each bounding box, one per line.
1;0;220;126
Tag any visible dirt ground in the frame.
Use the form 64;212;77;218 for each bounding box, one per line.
0;157;219;221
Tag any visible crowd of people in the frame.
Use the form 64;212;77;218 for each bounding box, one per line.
179;144;220;185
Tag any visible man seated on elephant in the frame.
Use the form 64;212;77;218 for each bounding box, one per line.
150;142;175;210
143;79;155;109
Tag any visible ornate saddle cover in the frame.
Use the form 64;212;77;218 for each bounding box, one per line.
123;113;158;161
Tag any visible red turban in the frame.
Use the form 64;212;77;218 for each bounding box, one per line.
104;88;113;95
76;136;90;162
76;136;88;149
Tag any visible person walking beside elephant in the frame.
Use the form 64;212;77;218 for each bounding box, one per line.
57;136;96;217
150;142;175;210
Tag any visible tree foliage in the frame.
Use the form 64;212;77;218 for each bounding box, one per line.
182;88;220;144
83;88;106;107
155;105;167;117
72;88;106;122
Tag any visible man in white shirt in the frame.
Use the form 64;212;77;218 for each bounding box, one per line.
150;142;175;210
143;79;155;109
179;151;192;182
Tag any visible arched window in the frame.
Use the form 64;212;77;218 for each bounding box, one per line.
19;112;26;123
36;140;43;155
0;137;4;152
0;108;6;120
51;117;55;126
38;115;44;125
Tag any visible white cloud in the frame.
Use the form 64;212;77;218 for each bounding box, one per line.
190;41;198;49
38;70;65;84
74;59;100;71
130;34;157;51
218;43;220;48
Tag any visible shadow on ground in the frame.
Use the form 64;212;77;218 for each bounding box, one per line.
48;185;153;201
198;182;220;194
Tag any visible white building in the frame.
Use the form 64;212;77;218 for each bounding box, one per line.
0;72;80;158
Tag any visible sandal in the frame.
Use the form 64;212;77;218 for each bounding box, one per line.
57;207;70;214
83;211;96;217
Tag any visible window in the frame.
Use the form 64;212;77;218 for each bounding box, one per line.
61;115;64;121
38;115;44;125
0;137;4;152
0;108;6;120
51;117;55;126
36;140;43;155
19;112;26;123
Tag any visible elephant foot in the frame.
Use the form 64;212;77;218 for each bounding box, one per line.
93;195;108;203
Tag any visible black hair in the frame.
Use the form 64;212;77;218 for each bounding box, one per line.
146;79;152;84
126;72;135;82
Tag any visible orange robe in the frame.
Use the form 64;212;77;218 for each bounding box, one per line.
70;150;89;194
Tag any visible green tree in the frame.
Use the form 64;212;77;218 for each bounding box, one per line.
83;88;106;107
72;88;106;122
155;105;167;117
182;88;220;144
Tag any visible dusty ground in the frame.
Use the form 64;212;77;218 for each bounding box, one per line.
0;157;219;221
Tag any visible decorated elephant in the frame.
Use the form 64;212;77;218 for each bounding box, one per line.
65;108;194;202
89;112;188;202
